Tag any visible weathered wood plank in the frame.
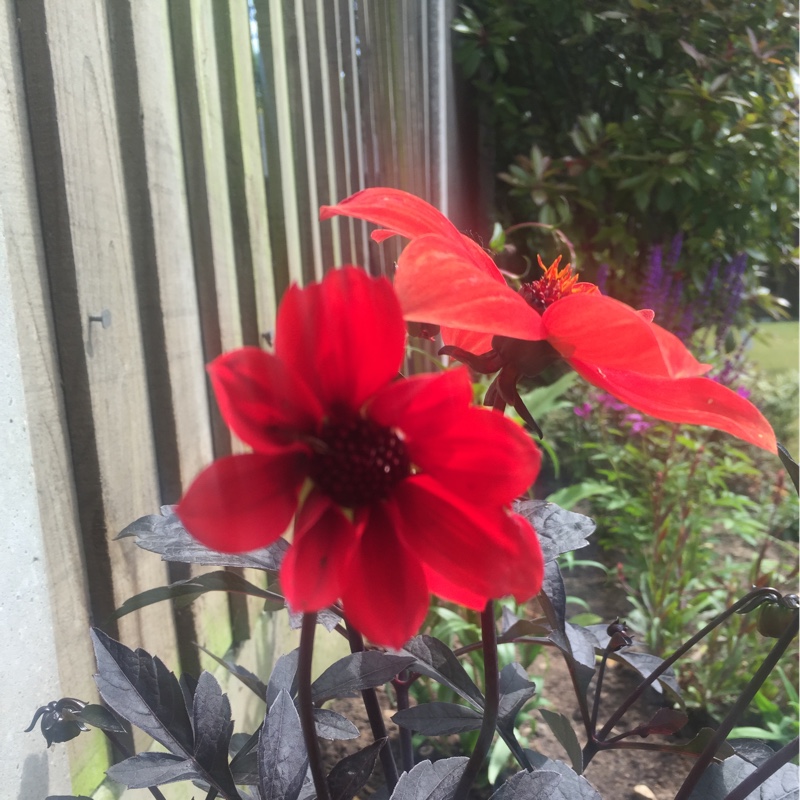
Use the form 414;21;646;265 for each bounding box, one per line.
15;0;179;696
170;0;255;643
1;1;103;790
225;0;277;334
300;0;336;271
333;0;370;269
251;0;294;301
281;0;320;283
252;0;306;288
108;0;234;675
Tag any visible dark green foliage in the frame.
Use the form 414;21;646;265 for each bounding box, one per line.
454;0;798;311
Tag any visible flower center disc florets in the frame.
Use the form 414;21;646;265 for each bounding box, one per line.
519;255;595;313
309;416;411;507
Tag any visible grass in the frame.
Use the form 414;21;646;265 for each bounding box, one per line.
750;321;799;373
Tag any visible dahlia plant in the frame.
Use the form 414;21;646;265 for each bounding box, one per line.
30;190;798;800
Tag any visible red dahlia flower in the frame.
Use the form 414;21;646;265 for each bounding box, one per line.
320;190;777;453
177;267;544;648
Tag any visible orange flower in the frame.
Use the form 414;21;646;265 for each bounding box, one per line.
321;189;776;452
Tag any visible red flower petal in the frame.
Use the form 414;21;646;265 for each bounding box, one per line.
280;491;359;612
570;358;777;453
209;348;322;450
275;267;406;412
423;565;490;610
648;323;711;378
177;452;306;552
370;368;539;502
320;187;462;241
367;368;473;443
544;294;674;376
395;235;544;343
408;406;541;505
391;476;540;600
340;503;429;648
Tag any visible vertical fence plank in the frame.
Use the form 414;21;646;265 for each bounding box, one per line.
281;0;321;282
108;0;234;675
1;1;104;791
226;0;277;334
170;0;256;643
213;0;265;347
302;0;337;270
251;0;294;299
334;0;369;269
15;0;178;674
252;0;307;286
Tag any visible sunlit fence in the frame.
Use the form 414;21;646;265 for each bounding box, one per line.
1;0;460;793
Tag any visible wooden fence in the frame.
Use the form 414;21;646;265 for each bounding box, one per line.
1;0;465;795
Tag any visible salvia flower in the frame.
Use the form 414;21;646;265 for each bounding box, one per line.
320;189;777;453
177;267;544;648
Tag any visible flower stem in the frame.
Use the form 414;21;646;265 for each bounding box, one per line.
393;672;415;774
298;613;331;800
674;609;798;800
345;622;399;792
595;587;782;744
589;647;610;734
453;601;500;800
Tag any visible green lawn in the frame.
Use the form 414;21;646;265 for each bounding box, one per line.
750;321;799;372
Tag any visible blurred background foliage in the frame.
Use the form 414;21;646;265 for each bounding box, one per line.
453;0;798;322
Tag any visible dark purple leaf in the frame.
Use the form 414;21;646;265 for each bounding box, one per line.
489;769;563;799
584;623;681;697
500;606;521;633
72;704;126;734
524;753;602;800
498;663;537;727
327;738;386;800
613;651;681;698
197;644;268;701
389;757;469;800
230;730;261;785
731;739;777;767
313;707;360;740
622;707;688;738
191;671;237;798
777;442;799;493
266;649;300;707
541;562;566;640
659;728;735;759
105;752;198;788
288;607;342;632
259;690;308;800
108;571;284;622
311;652;415;704
180;673;197;719
502;618;552;641
90;628;194;754
539;709;583;775
513;500;596;563
118;506;287;570
392;702;483;735
399;636;484;710
687;753;798;799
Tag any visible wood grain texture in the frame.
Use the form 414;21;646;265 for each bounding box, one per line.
253;0;304;288
226;0;277;334
1;0;105;790
16;0;179;659
111;0;234;674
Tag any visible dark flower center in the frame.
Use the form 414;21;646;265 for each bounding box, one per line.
518;279;561;314
309;416;411;507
